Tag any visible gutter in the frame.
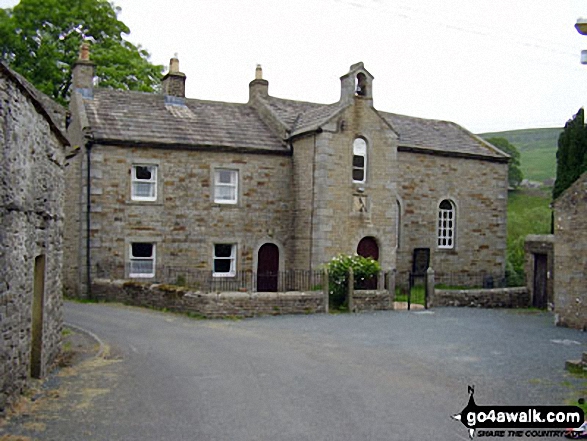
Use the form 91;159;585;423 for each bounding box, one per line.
85;139;94;299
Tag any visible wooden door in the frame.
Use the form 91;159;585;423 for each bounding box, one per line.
533;253;548;309
357;237;379;289
257;243;279;292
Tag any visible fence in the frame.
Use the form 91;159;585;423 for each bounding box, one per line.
95;261;324;293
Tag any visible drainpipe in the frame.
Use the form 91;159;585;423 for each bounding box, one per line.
85;140;94;299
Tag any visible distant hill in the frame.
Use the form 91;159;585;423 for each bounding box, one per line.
479;128;562;184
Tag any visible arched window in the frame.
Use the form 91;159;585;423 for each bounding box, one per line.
352;138;367;183
438;200;455;249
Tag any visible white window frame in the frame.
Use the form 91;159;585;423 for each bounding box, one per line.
438;200;455;249
213;244;236;277
131;165;157;201
214;169;238;204
129;243;156;278
352;138;367;183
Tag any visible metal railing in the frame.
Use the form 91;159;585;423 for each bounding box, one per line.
95;261;325;293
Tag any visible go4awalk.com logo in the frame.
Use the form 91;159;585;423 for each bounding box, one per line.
452;386;585;439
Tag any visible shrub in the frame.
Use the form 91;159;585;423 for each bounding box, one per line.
325;254;380;309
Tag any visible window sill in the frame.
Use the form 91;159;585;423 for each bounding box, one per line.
437;248;458;255
126;200;164;206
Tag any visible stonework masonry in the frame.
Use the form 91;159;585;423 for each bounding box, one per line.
554;173;587;330
64;58;509;297
396;151;508;279
0;64;67;411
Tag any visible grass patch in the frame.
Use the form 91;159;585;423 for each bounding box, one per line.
480;127;560;183
506;188;552;283
395;285;425;305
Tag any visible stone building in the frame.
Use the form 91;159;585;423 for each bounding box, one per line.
553;171;587;330
64;47;509;297
0;62;68;411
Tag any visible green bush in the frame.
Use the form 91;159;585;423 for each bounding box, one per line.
325;254;380;309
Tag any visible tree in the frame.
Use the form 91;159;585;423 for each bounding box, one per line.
486;137;524;189
0;0;163;104
553;108;587;199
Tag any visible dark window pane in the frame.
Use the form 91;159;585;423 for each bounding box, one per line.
135;166;152;180
353;155;364;167
215;244;233;257
353;169;364;181
214;259;231;273
132;243;153;258
440;200;452;210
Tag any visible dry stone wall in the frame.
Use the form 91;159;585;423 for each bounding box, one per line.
0;71;65;412
554;174;587;330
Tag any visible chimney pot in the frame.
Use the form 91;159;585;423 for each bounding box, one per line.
255;64;263;80
79;42;90;61
170;55;180;74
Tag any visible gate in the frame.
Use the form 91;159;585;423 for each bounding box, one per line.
396;248;430;310
532;253;548;309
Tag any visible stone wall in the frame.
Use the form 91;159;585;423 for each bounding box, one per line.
553;173;587;330
65;143;295;296
302;99;399;271
91;279;395;317
433;287;529;308
92;279;325;318
351;290;393;312
0;68;66;412
396;151;508;279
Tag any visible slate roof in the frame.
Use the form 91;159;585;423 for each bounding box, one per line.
81;89;286;152
381;112;507;160
259;96;507;160
79;87;507;161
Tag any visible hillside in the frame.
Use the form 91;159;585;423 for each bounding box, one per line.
479;127;562;184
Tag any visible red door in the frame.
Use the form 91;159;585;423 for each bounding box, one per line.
257;243;279;292
357;237;379;289
357;236;379;260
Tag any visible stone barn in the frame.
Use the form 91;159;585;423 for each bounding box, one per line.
0;62;68;411
553;171;587;330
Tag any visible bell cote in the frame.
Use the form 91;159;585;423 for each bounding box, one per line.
340;62;374;106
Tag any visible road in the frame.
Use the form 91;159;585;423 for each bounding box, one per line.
2;302;587;440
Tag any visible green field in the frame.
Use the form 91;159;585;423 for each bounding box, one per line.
506;188;552;282
480;128;561;184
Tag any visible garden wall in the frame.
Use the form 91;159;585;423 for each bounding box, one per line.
91;279;325;318
433;287;529;308
91;279;395;317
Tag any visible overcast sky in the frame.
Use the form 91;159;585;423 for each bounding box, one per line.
2;0;587;133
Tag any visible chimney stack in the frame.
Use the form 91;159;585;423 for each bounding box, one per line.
248;63;268;102
72;42;96;94
161;54;186;98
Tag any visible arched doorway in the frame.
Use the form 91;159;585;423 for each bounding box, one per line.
357;237;379;289
257;243;279;292
357;236;379;261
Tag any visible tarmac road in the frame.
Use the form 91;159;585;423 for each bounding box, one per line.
2;302;587;441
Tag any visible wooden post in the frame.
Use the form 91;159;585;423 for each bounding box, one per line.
323;269;329;314
387;269;396;310
348;267;354;313
425;267;435;309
